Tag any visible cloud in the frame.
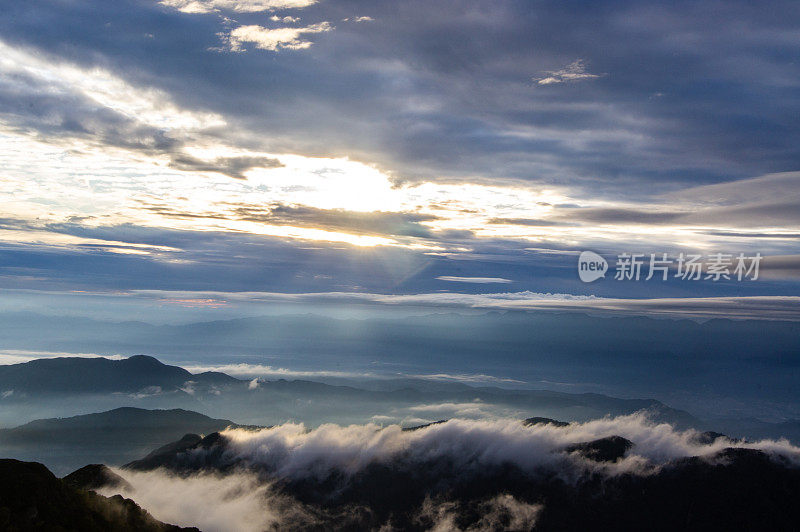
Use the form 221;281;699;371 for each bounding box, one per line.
435;276;513;284
553;207;684;224
401;400;524;420
225;22;333;52
104;467;543;532
128;290;800;321
408;373;525;385
168;153;283;179
4;0;800;193
229;204;439;238
182;361;524;386
98;415;800;530
664;172;800;207
759;255;800;280
0;350;126;365
532;59;604;85
487;217;567;227
1;3;800;300
101;469;288;531
417;495;542;532
159;0;317;14
126;414;800;481
183;362;377;379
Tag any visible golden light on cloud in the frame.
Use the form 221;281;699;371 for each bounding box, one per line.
0;37;791;256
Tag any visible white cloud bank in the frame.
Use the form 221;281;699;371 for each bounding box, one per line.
159;0;316;14
0;350;125;365
102;414;800;531
533;59;604;85
225;22;333;51
436;276;513;284
130;289;800;321
214;414;800;478
102;469;285;531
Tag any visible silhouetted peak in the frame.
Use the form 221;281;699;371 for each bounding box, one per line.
63;464;132;492
524;417;570;427
402;420;448;431
0;459;196;531
565;435;633;462
198;432;225;449
124;355;165;367
690;431;733;445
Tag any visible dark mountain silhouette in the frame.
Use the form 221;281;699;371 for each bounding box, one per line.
713;417;800;443
124;432;229;472
523;416;570;427
3;354;798;454
63;464;132;492
1;407;237;439
402;420;447;431
690;430;735;445
564;435;633;462
1;310;798;424
0;355;702;430
123;434;204;471
0;407;242;475
0;355;240;395
0;459;197;531
95;423;800;531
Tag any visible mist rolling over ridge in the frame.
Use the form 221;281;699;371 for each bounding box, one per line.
2;0;800;528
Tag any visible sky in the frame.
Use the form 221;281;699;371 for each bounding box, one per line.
1;0;799;320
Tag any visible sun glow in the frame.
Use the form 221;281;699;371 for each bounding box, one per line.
0;38;781;255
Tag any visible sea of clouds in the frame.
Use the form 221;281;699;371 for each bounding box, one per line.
101;414;800;531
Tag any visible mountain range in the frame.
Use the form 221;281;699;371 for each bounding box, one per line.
1;353;799;530
0;407;240;475
1;354;799;473
64;421;800;532
1;310;798;421
0;354;702;427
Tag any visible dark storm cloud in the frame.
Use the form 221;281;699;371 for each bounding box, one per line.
232;204;439;237
0;54;272;180
0;66;180;153
1;0;798;195
0;220;436;292
133;201;440;238
760;255;800;280
0;217;797;300
551;207;684;224
704;231;800;239
1;0;799;299
682;202;800;226
168;154;283;179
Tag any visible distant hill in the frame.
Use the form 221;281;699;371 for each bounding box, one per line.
2;354;798;450
0;459;197;531
0;407;243;475
0;407;238;442
0;355;240;395
0;355;701;429
0;310;798;422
